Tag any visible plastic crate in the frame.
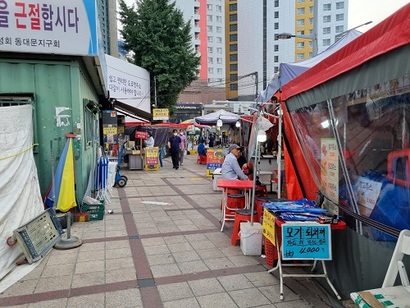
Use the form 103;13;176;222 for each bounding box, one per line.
264;228;281;267
82;202;105;220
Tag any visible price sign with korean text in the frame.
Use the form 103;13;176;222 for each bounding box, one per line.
262;208;276;245
281;223;331;260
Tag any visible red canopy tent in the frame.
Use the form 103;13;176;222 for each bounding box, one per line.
278;2;410;201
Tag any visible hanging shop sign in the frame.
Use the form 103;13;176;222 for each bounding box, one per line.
153;108;169;121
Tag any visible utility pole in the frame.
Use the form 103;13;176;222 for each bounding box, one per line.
154;76;157;107
255;71;258;99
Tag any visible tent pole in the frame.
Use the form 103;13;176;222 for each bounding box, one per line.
277;105;283;199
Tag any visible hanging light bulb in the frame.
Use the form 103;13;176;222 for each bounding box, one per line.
235;120;241;128
216;118;223;127
257;130;267;142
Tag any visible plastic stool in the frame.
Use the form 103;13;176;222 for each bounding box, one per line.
231;209;258;246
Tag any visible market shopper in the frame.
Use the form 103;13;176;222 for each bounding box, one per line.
221;144;249;180
144;131;155;147
179;130;188;166
168;129;181;169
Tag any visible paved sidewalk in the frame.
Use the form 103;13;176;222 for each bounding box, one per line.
0;154;341;307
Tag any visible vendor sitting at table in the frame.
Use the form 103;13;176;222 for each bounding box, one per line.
221;144;249;180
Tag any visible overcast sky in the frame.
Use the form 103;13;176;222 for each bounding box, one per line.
121;0;408;33
348;0;408;32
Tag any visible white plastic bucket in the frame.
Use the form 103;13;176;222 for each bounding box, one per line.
240;222;262;255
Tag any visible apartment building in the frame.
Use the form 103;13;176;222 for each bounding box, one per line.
97;0;119;57
175;0;226;88
227;0;348;101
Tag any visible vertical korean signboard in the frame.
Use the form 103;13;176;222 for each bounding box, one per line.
320;138;339;212
0;0;98;56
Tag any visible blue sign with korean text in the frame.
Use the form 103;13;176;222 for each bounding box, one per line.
281;223;331;260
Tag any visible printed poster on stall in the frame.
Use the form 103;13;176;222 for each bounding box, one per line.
144;147;159;171
354;176;383;216
206;149;224;177
320;138;339;209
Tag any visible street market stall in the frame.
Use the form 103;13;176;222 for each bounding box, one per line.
265;3;410;301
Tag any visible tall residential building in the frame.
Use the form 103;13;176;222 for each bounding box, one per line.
227;0;348;101
97;0;119;57
175;0;226;88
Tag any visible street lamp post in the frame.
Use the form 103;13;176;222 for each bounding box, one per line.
276;33;318;56
335;20;372;42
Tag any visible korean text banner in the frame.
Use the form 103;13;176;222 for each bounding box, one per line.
0;0;98;56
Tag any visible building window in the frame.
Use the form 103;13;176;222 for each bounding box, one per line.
296;42;304;48
208;36;213;42
217;57;222;64
207;15;213;22
229;3;237;11
274;0;279;7
230;74;238;81
217;37;222;44
208;68;214;74
323;3;331;11
216;5;222;12
274;56;279;62
323;15;331;23
229;14;237;22
274;44;279;52
230;64;238;71
229;54;237;61
217;47;222;54
309;18;313;25
274;22;279;30
216;16;222;22
274;11;279;18
208;47;213;53
229;34;237;42
323;27;331;34
217;68;222;74
229;24;237;31
207;26;213;32
229;44;237;51
297;19;305;26
335;25;344;33
297;0;304;3
274;66;279;73
208;57;213;64
323;39;331;46
336;2;344;9
297;8;305;15
230;83;238;91
217;26;222;33
207;4;212;11
336;14;344;21
297;53;304;60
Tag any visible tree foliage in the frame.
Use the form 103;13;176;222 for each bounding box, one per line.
118;0;200;110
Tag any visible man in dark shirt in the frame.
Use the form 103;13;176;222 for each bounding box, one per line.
168;129;181;169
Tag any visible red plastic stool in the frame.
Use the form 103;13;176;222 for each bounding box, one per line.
220;189;241;210
231;209;258;246
255;196;272;223
197;155;207;164
226;194;245;215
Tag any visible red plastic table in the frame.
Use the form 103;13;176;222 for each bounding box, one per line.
217;179;254;231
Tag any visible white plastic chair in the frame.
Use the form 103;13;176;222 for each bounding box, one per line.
382;229;410;288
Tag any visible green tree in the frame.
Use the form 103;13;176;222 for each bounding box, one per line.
118;0;200;111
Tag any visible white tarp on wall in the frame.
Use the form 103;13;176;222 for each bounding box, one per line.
0;105;44;291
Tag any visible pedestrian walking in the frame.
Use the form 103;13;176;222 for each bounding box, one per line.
179;130;188;166
168;129;181;169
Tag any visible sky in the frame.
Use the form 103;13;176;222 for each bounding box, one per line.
348;0;408;32
121;0;409;33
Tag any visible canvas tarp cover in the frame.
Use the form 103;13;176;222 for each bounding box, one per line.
194;109;240;125
0;105;44;291
257;29;362;103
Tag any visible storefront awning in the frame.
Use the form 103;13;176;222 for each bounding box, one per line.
113;100;152;122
